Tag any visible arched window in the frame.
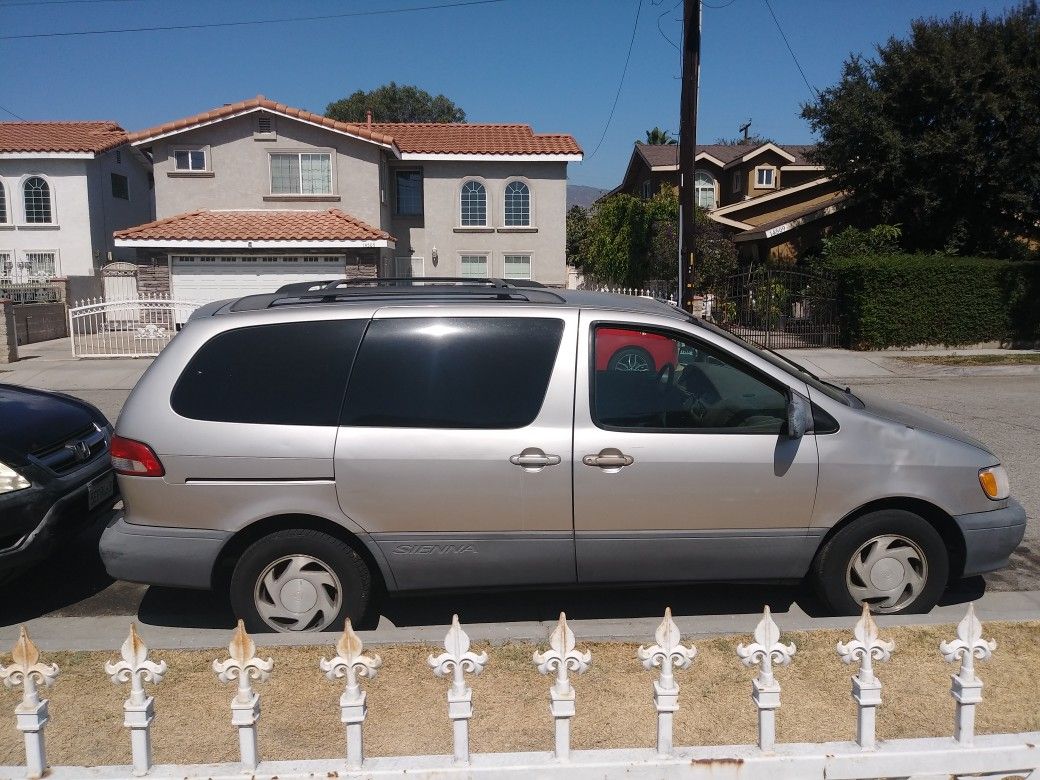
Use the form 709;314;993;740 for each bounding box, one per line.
503;180;530;226
460;180;487;226
694;170;716;209
0;180;7;224
23;176;53;223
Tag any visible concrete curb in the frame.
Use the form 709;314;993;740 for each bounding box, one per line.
3;590;1038;651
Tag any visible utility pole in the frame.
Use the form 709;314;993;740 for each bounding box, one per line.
678;0;701;311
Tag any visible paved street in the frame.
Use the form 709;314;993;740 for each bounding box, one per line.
1;340;1038;646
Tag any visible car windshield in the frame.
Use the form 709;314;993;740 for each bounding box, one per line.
692;317;860;407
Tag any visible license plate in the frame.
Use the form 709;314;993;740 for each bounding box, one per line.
87;473;115;511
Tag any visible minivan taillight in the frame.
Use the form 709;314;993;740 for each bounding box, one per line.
110;435;165;477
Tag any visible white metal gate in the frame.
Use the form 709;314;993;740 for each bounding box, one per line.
68;296;199;358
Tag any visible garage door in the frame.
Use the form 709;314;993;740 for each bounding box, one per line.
170;255;347;308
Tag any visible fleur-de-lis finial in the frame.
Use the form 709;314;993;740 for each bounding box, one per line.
940;603;996;682
0;627;59;708
427;615;488;696
534;612;591;696
213;620;273;704
105;624;167;706
836;604;894;684
321;619;382;699
637;607;696;690
736;606;796;686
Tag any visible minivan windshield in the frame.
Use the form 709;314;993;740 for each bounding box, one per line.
693;317;861;407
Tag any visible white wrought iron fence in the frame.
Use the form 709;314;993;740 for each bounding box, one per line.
1;604;1037;779
593;286;680;305
0;281;65;304
67;295;199;358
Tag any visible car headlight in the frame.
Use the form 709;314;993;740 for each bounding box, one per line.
979;465;1010;501
0;462;31;494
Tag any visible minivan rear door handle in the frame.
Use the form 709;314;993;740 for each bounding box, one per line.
509;448;562;470
582;448;635;468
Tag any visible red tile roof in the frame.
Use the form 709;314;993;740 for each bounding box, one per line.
114;209;395;243
0;121;127;154
127;96;581;157
369;123;582;156
128;96;396;147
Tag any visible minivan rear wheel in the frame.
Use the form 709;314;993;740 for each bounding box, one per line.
230;529;371;632
811;509;948;615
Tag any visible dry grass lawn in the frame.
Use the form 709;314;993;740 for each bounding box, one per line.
897;354;1040;366
2;621;1040;767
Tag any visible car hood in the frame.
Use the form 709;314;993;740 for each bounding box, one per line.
854;390;993;455
0;384;104;463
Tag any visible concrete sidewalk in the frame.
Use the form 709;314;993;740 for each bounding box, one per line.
1;338;150;390
2;588;1038;652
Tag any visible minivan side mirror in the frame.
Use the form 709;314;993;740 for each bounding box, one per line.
786;392;812;439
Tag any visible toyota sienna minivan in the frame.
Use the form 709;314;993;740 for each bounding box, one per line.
100;279;1025;632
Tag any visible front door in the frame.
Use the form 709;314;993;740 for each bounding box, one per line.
572;315;820;583
334;307;579;590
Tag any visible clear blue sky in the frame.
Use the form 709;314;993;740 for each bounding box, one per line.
0;0;1018;188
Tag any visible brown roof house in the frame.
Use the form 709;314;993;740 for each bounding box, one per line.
610;141;849;263
115;96;582;305
0;121;154;299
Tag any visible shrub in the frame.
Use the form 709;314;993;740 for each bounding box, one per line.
820;254;1040;349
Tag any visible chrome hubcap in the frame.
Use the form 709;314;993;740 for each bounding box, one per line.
254;555;342;632
614;351;651;371
845;534;928;614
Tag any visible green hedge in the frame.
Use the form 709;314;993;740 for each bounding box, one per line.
820;254;1040;349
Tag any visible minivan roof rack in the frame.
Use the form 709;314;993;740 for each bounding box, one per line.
228;277;565;312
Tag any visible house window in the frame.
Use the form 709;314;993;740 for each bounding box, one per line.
0;252;12;280
504;180;531;226
23;176;53;223
380;159;388;205
270;152;332;195
694;170;716;209
460;180;487;226
503;253;532;280
460;253;488;277
755;166;776;189
641;181;652;199
0;180;7;224
732;170;743;194
111;173;129;200
395;169;423;216
174;149;207;171
24;251;57;279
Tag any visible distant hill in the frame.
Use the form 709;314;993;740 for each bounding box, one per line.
567;184;608;209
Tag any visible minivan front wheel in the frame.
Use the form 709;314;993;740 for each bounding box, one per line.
811;509;948;615
230;529;371;632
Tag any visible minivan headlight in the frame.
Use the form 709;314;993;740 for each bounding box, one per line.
979;465;1010;500
0;462;31;494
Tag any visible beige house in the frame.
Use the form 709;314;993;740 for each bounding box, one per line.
609;141;849;263
115;96;582;304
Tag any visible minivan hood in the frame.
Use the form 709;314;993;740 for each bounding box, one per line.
854;390;993;455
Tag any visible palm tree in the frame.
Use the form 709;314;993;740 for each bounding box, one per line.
643;127;677;145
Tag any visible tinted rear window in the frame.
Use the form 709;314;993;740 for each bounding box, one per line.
172;320;366;425
341;317;564;428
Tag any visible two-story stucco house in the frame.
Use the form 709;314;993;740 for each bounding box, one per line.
0;121;153;299
114;96;582;304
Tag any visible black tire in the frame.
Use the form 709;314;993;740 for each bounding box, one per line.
608;346;654;372
811;509;948;616
230;528;372;633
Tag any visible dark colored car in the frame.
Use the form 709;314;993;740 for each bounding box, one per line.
0;384;118;579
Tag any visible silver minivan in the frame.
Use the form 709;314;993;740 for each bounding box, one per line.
99;280;1025;632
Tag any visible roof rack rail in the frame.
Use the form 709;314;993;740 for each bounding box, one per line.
230;277;564;313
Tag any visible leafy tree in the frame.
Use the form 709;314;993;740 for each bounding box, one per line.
642;127;677;144
566;205;592;268
820;224;903;259
326;82;465;123
802;2;1040;256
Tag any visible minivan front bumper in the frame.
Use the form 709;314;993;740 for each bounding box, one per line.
954;498;1027;577
99;515;231;589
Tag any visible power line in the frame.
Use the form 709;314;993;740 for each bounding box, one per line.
585;0;644;162
701;0;737;9
762;0;818;98
0;0;507;40
656;0;681;51
0;102;27;120
0;0;143;7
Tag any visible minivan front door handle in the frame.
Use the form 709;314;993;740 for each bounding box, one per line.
582;448;635;468
509;448;562;469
